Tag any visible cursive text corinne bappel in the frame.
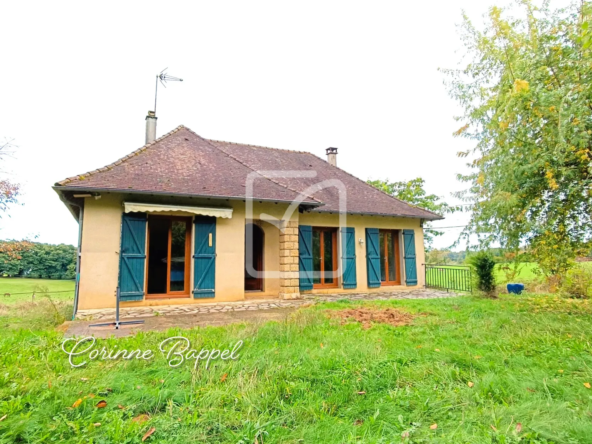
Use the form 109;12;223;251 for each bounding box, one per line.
61;336;243;369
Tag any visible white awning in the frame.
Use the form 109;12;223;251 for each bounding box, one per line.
123;202;233;219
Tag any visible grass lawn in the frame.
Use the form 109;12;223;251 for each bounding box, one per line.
1;295;592;443
0;278;75;304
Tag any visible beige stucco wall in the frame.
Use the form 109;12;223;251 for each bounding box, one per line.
78;194;250;309
78;194;122;309
77;195;299;309
77;193;425;309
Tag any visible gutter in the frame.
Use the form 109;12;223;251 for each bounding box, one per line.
56;191;84;320
307;209;444;221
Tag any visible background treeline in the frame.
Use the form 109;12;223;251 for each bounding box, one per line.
427;248;591;265
427;248;530;265
0;241;76;279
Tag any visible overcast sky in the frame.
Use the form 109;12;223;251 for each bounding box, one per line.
0;0;567;250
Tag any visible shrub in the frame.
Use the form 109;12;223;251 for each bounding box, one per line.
468;251;496;296
560;266;592;299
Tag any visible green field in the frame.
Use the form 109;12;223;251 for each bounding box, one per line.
1;294;591;442
426;262;592;292
0;278;75;304
494;262;542;281
427;262;541;282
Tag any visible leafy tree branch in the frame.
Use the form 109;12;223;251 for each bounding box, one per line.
443;0;592;277
367;177;461;249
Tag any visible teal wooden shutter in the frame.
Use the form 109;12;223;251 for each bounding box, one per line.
366;228;380;288
298;225;313;290
341;227;357;289
403;229;418;285
119;213;147;301
193;216;216;298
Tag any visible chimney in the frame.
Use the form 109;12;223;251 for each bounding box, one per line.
145;111;157;144
326;147;338;166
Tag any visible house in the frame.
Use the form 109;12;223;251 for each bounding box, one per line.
54;113;442;311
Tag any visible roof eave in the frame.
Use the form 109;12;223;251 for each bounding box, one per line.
54;188;83;222
309;208;444;221
51;185;324;208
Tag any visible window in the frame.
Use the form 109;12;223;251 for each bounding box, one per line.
146;216;191;297
312;227;338;288
379;229;401;285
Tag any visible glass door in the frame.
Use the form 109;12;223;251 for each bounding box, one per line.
169;220;189;293
379;230;401;285
312;227;338;288
147;216;191;297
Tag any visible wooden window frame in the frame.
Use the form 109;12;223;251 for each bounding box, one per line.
146;215;192;299
312;227;339;289
380;229;402;286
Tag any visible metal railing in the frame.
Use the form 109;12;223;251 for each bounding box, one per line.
424;264;472;292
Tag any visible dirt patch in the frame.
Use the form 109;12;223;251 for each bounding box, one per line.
64;307;297;338
328;307;417;329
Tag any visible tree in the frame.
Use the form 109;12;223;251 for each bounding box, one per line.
426;249;452;264
0;241;76;279
0;138;32;258
367;177;460;249
0;138;20;217
443;1;592;278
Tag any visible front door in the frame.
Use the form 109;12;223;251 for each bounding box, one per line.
245;224;264;291
379;229;401;286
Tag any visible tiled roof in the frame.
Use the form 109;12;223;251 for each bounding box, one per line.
208;140;442;220
56;126;319;205
55;126;442;220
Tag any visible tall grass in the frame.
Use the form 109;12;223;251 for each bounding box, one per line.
0;278;74;305
1;296;591;442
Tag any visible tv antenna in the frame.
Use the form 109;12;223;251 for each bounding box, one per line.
154;68;183;113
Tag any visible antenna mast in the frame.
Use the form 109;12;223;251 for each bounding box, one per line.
154;68;183;113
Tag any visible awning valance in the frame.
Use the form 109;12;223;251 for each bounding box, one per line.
123;202;233;219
